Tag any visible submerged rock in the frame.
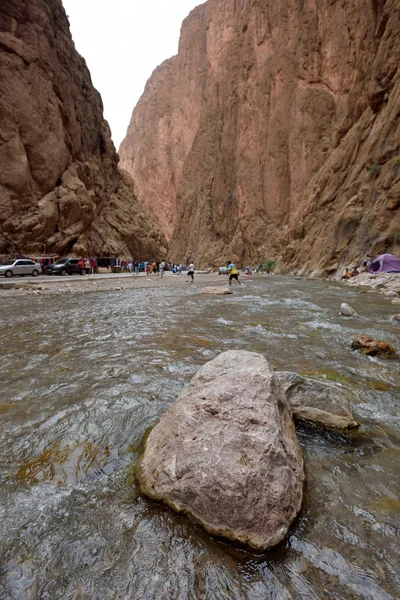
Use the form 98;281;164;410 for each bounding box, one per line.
351;335;397;357
340;302;357;317
276;372;358;430
137;350;304;550
200;287;233;295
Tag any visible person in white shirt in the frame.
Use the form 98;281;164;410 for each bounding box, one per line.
187;262;195;282
160;261;165;278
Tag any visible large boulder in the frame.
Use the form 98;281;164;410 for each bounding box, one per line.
137;350;304;551
351;335;397;357
276;372;358;430
200;286;233;295
340;302;357;317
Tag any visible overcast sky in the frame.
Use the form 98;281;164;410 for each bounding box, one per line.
63;0;201;149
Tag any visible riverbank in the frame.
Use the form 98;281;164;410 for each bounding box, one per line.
345;271;400;303
0;272;259;297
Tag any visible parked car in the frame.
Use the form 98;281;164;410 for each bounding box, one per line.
0;259;41;278
218;266;228;275
45;258;83;276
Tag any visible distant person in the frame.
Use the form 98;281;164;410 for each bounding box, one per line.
341;268;351;280
160;260;165;279
351;266;359;277
90;257;97;274
364;255;372;271
78;257;85;275
127;260;133;273
187;262;195;282
146;262;150;276
134;259;139;275
228;261;241;285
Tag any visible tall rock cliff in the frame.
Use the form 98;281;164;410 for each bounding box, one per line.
120;0;400;274
0;0;166;258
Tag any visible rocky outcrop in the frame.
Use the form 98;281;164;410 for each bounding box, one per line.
276;372;358;430
120;0;400;273
0;0;166;259
351;335;397;357
137;350;304;551
200;286;233;295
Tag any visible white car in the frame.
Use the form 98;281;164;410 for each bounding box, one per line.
218;266;228;275
0;259;41;278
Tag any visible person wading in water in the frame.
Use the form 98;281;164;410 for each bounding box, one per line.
187;262;195;282
228;261;241;286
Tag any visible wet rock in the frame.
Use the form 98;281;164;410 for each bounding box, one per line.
15;283;39;290
276;372;358;430
4;561;37;600
392;314;400;322
200;287;233;295
137;350;304;551
340;303;357;317
385;291;399;298
351;335;397;357
392;298;400;304
0;281;17;289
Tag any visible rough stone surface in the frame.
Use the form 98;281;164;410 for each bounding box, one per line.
120;0;400;272
351;335;397;357
276;372;358;430
392;314;400;321
138;350;304;550
346;272;400;295
340;303;357;317
0;0;166;258
200;286;233;295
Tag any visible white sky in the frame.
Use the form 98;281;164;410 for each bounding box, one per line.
63;0;201;149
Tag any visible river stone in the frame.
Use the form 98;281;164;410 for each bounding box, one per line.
276;372;358;430
200;286;233;295
340;302;357;317
351;335;397;357
392;314;400;322
137;350;304;550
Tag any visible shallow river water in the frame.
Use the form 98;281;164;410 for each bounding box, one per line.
0;276;399;600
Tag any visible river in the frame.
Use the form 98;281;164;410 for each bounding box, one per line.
0;276;399;599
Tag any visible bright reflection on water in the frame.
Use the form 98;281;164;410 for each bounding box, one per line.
0;276;399;599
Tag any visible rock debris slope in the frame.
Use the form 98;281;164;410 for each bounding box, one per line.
0;0;166;258
120;0;400;273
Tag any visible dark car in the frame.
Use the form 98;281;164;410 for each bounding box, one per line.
45;258;83;276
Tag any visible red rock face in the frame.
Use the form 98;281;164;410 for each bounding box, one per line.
120;0;400;273
0;0;166;258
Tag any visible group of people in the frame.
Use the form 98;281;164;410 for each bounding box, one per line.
341;255;373;280
70;256;245;284
126;260;185;276
77;257;97;274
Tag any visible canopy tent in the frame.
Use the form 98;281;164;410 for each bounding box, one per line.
369;253;400;273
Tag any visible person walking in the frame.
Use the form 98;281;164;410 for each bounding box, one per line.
127;260;133;273
160;260;165;279
187;262;195;282
227;261;241;285
78;257;85;276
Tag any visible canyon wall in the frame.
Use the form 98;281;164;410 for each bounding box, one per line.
120;0;400;274
0;0;166;258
